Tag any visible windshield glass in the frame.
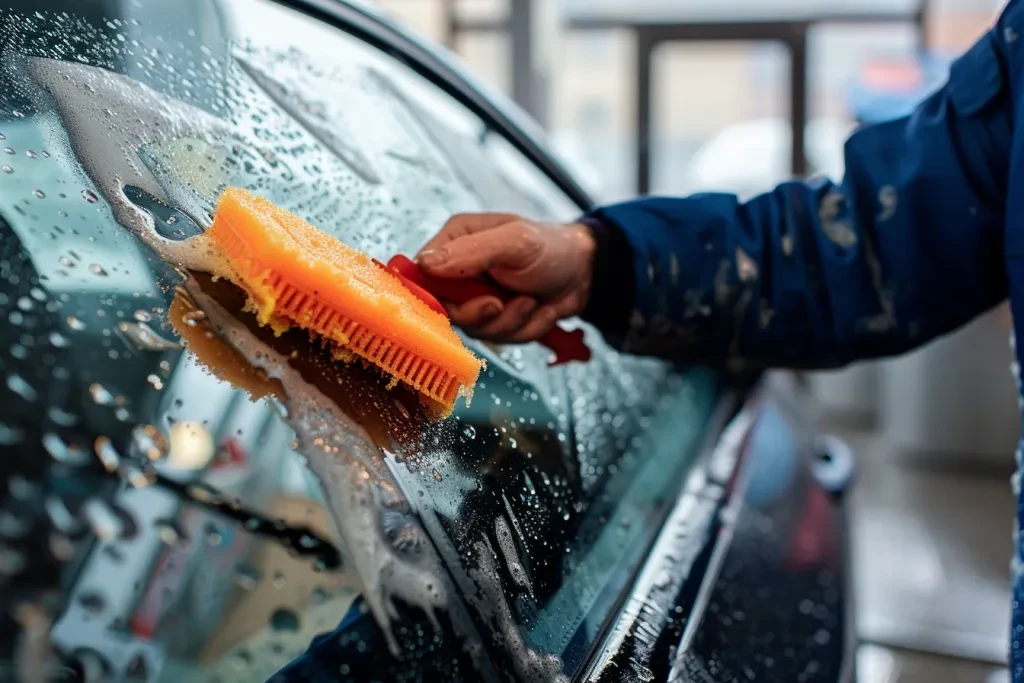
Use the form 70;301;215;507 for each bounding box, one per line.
0;1;720;680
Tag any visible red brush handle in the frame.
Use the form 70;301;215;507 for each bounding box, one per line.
385;254;591;366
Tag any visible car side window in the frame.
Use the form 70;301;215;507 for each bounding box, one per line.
0;1;720;680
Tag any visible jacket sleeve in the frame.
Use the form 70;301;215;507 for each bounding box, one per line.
581;18;1014;369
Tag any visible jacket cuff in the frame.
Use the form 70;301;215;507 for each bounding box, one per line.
578;215;635;344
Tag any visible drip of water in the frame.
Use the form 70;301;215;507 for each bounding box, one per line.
116;321;182;351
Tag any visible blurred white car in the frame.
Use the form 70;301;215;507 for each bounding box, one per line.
686;117;857;199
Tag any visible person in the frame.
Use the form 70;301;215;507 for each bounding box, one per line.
417;0;1024;679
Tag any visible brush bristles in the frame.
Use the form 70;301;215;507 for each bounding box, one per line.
212;224;461;408
266;273;460;407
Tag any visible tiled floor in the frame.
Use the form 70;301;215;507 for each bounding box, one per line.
838;426;1015;682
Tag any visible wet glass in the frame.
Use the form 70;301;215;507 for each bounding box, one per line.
0;0;720;680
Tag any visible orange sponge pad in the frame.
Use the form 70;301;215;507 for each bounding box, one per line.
206;188;482;413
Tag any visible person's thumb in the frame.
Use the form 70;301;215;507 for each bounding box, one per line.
418;222;542;279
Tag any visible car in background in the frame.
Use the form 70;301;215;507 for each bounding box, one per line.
685;116;856;202
0;0;854;681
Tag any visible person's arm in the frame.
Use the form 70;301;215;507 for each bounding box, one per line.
582;21;1013;368
418;14;1015;364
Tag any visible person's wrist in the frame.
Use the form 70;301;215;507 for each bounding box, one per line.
567;221;596;315
575;215;633;340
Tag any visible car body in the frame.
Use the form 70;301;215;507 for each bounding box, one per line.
0;1;855;681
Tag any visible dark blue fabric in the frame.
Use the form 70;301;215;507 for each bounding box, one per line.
268;599;382;682
586;13;1012;373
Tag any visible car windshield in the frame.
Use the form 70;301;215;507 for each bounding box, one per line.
0;1;720;680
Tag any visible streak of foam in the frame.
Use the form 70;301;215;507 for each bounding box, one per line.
25;55;231;274
469;539;567;683
494;515;534;600
182;278;450;657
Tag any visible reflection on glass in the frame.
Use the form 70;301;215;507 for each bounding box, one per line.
0;0;720;680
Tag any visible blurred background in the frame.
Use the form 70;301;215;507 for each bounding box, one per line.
370;1;1016;681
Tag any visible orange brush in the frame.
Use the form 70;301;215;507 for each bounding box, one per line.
205;188;483;414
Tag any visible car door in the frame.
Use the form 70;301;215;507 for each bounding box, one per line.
0;1;725;681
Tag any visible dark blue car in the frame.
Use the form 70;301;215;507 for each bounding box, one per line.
0;0;855;680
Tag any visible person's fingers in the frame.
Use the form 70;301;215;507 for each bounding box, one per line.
505;305;560;344
441;296;504;329
418;222;541;279
469;295;537;340
549;288;588;319
417;213;520;257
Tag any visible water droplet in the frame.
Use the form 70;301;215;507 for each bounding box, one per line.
58;256;74;268
269;608;301;632
66;316;86;331
0;423;24;446
48;331;70;348
25;150;36;159
130;425;168;462
8;477;38;502
204;522;223;546
116;321;181;351
41;151;50;159
154;518;188;547
42;432;88;465
93;436;120;473
272;572;286;588
432;469;443;482
0;547;25;575
48;407;78;427
81;189;98;203
0;511;29;539
79;591;106;614
89;264;107;276
83;500;126;540
89;383;114;406
234;564;261;590
2;165;13;174
125;653;149;681
7;374;38;402
181;309;206;326
231;651;252;671
3;147;13;155
32;189;44;199
45;497;79;534
133;309;152;322
463;425;476;439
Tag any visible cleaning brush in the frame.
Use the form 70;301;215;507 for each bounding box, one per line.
205;188;484;414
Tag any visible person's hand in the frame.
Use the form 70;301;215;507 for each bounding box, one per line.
416;213;596;343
